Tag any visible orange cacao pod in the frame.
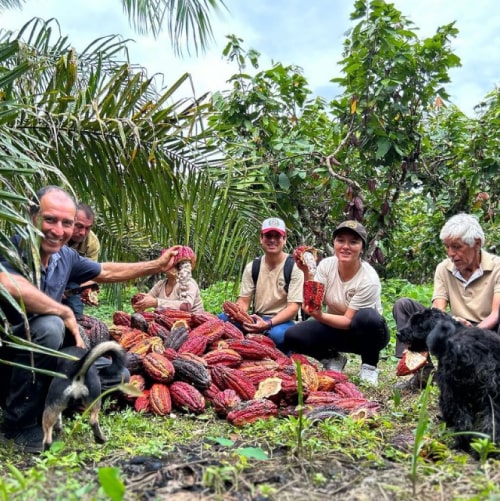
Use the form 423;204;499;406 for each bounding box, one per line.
129;336;164;356
143;352;175;383
149;383;172;416
119;328;150;350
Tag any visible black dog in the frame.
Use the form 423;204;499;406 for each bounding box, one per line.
427;320;500;451
42;340;126;450
397;308;463;352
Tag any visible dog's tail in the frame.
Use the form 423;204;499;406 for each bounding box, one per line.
427;320;456;357
73;340;126;383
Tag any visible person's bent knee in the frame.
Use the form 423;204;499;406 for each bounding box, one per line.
30;315;65;350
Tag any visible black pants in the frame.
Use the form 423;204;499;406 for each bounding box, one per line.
285;308;390;366
1;315;65;430
392;298;426;357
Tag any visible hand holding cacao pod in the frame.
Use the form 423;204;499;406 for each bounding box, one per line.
243;315;269;334
131;293;157;312
157;245;182;272
293;245;318;277
81;286;99;307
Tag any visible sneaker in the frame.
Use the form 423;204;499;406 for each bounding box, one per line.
1;424;44;454
394;364;434;392
321;354;347;372
359;363;379;387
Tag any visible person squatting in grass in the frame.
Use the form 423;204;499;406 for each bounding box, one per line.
392;212;500;391
284;220;389;387
0;186;180;453
219;217;304;352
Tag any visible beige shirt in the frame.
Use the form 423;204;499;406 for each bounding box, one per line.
69;230;100;261
432;250;500;323
315;256;383;314
239;255;304;316
149;278;204;313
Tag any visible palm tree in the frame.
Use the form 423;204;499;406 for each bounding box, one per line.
0;9;275;369
0;0;228;56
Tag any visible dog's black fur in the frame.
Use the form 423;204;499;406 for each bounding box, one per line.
42;341;126;450
427;320;500;451
397;308;463;352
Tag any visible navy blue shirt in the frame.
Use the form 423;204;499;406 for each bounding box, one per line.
0;235;101;324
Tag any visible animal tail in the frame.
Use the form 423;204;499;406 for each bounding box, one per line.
73;341;125;382
427;320;456;357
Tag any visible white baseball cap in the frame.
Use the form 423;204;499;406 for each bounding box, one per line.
261;217;286;236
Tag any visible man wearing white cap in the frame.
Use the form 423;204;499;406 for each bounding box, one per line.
222;217;304;352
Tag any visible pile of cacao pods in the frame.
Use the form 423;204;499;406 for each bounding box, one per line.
110;308;380;426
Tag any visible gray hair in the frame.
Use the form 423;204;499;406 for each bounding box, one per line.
439;213;485;247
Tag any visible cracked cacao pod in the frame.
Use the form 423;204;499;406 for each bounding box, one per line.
154;308;192;329
119;328;150;350
297;363;319;392
396;350;428;376
124;374;146;402
129;336;165;356
109;324;129;342
293;245;318;274
169;381;205;414
163;319;190;350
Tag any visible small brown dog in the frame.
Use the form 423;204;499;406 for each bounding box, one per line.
42;340;126;450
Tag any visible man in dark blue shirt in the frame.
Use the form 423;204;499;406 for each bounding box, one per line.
0;186;179;452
